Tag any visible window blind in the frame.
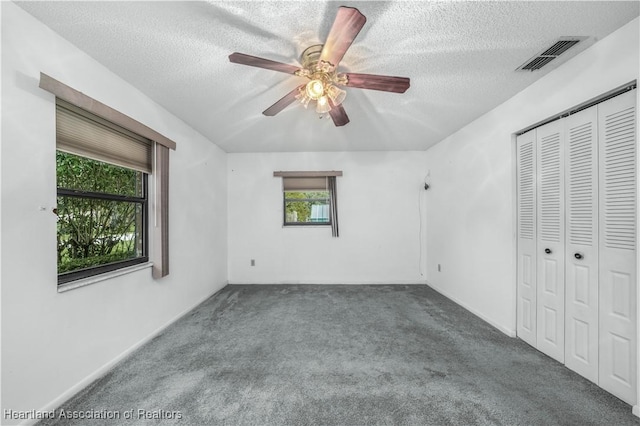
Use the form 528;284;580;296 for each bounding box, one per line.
40;72;176;150
56;99;152;173
282;177;328;191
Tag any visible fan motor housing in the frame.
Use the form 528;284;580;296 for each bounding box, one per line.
300;44;324;69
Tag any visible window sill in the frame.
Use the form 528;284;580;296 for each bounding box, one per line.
57;262;153;293
283;223;331;227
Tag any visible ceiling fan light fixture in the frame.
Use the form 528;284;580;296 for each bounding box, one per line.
299;46;344;111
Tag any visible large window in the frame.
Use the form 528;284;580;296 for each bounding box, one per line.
40;73;176;286
55;98;153;285
57;152;148;283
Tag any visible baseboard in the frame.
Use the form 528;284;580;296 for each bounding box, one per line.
426;281;517;338
227;280;429;285
633;405;640;418
21;284;227;426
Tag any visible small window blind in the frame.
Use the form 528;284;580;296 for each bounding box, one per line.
56;99;152;173
282;177;328;191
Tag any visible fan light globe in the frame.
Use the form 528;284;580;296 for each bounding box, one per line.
316;95;332;114
295;91;311;108
306;79;325;100
327;84;347;106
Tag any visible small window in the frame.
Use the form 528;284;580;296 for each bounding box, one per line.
275;172;341;237
56;152;148;284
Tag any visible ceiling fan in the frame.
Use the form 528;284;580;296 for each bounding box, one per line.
228;6;410;127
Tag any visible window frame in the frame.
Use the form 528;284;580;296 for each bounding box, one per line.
56;160;149;285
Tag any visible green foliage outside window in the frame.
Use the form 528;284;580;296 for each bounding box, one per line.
56;151;145;274
57;151;142;196
285;191;330;223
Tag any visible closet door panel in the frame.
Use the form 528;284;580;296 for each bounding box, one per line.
517;130;537;346
564;106;599;383
598;89;637;404
536;119;566;363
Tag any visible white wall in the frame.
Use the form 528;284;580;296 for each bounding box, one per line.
423;18;639;337
0;3;227;423
228;151;429;284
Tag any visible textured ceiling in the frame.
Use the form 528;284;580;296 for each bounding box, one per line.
15;1;640;153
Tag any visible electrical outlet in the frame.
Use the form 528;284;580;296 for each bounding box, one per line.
251;259;255;266
438;264;441;272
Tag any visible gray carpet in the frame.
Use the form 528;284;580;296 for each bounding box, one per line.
39;284;640;425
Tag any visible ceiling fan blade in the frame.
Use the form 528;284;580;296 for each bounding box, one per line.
344;73;410;93
229;52;300;75
262;84;305;116
320;6;367;67
328;101;349;127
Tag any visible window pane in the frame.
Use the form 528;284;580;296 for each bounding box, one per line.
56;151;143;197
285;191;330;224
57;197;144;274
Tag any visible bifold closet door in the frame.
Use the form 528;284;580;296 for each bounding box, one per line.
598;90;637;404
516;88;637;404
536;119;566;363
516;130;537;347
564;105;599;383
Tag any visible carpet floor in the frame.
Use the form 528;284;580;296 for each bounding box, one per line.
39;284;640;425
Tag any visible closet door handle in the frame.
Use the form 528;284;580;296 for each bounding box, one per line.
544;248;552;254
574;252;583;260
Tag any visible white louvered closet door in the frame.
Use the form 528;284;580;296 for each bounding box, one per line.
598;90;637;404
536;119;566;363
564;105;599;383
516;130;537;347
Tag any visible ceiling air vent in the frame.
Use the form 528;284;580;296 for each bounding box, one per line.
516;37;586;71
